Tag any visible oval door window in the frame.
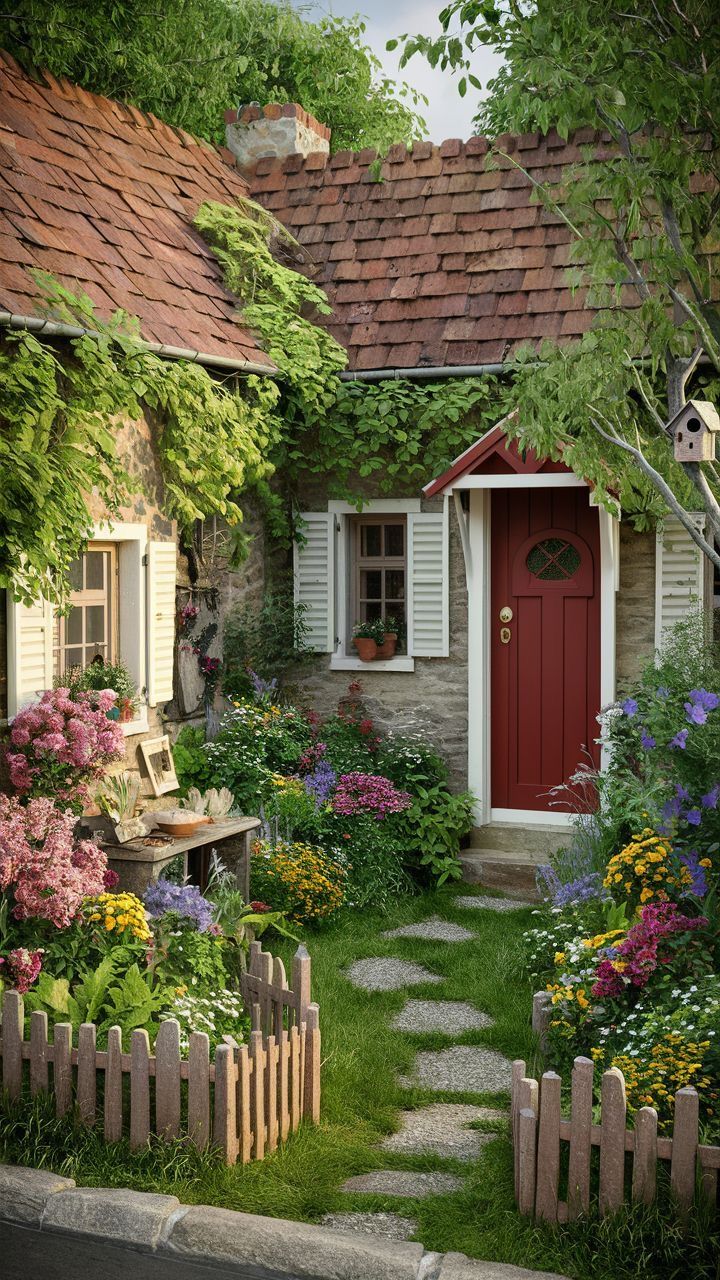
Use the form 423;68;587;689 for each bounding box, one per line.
526;537;581;582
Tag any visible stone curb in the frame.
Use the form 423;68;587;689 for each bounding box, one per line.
0;1164;569;1280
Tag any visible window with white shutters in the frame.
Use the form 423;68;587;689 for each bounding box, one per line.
407;509;450;658
655;513;707;648
7;595;54;717
293;512;335;653
147;540;177;706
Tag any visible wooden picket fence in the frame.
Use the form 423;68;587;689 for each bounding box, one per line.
511;1056;720;1222
0;941;320;1166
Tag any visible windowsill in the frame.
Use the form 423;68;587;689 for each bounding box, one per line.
122;709;149;737
329;654;415;673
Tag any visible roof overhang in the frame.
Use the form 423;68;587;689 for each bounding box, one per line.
423;413;581;498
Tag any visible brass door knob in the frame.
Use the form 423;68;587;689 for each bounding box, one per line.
500;605;513;623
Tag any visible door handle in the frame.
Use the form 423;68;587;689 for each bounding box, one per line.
500;626;511;644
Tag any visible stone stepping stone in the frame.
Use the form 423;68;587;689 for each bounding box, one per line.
381;1103;506;1162
382;916;475;943
391;999;493;1035
321;1211;418;1241
398;1044;513;1094
455;894;533;912
346;958;441;992
341;1170;463;1198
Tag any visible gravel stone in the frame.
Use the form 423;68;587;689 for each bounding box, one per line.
391;999;493;1035
381;1103;505;1161
455;895;533;912
382;917;475;943
321;1212;418;1241
346;958;442;992
398;1045;513;1094
341;1170;463;1198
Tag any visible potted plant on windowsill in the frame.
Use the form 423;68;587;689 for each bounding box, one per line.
375;616;400;660
352;620;382;661
61;657;141;722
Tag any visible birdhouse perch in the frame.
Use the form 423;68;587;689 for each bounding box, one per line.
670;399;720;463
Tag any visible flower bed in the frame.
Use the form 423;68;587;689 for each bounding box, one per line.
526;618;720;1138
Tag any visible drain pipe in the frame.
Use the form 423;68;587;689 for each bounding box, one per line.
338;362;507;382
0;311;277;377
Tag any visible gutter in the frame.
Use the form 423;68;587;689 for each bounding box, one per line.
339;361;507;382
0;311;277;377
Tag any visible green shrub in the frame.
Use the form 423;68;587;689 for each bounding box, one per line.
172;725;213;796
204;700;312;811
222;585;312;701
250;837;347;923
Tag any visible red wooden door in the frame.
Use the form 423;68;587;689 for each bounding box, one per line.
490;488;601;812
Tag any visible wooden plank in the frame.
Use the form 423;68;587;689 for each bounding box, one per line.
599;1068;626;1216
265;1035;278;1153
303;1004;321;1124
77;1023;97;1126
511;1059;526;1141
130;1029;151;1151
104;1026;123;1142
290;1024;301;1133
213;1043;238;1165
632;1106;658;1206
292;946;311;1027
671;1087;699;1216
567;1056;594;1220
155;1019;181;1140
2;991;24;1101
514;1078;538;1207
279;1029;290;1142
249;941;262;976
53;1023;73;1118
29;1011;49;1097
517;1108;538;1216
251;1002;261;1034
188;1031;211;1150
258;950;272;1036
237;1044;252;1164
701;1165;718;1208
250;1029;266;1160
535;1071;561;1222
273;956;288;1039
698;1144;720;1170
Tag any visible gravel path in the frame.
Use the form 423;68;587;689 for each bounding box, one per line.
398;1044;514;1094
391;999;493;1035
382;916;476;943
346;957;442;991
381;1103;505;1161
455;895;534;912
341;1170;464;1198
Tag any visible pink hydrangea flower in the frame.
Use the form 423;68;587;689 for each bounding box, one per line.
6;687;124;802
0;795;108;928
0;947;43;993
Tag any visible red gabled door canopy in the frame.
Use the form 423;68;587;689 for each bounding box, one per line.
423;414;576;498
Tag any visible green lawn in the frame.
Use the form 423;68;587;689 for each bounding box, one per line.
1;885;717;1279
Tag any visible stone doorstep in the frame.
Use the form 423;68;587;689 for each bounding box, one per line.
0;1165;571;1280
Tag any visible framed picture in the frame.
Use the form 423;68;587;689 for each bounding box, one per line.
140;735;179;796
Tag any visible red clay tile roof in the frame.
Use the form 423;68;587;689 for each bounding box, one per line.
244;129;626;372
0;51;275;371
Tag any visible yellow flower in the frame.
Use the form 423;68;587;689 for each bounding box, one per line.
105;917;115;931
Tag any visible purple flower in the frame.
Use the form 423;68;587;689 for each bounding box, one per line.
303;761;337;807
670;729;689;750
640;730;656;749
688;689;720;712
702;785;720;810
676;784;691;801
686;808;702;827
685;701;708;725
249;670;278;698
656;686;670;700
536;864;606;906
143;878;215;932
622;698;639;717
680;850;708;898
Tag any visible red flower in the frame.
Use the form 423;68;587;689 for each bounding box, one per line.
250;900;270;913
103;867;120;890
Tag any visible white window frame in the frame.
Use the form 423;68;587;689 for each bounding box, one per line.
329;499;420;672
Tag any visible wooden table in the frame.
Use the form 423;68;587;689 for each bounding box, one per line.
94;816;261;900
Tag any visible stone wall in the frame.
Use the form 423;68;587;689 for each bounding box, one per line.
616;522;656;691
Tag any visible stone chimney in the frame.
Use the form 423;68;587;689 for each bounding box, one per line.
225;103;330;170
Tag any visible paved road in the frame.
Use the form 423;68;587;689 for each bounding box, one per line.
0;1220;285;1280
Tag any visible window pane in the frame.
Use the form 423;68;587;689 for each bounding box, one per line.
363;602;382;622
65;646;83;668
86;605;106;644
68;558;83;592
85;645;108;666
384;524;404;557
66;608;83;644
360;569;382;599
85;550;105;590
361;525;382;557
385;570;405;599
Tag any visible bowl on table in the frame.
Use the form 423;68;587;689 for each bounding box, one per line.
153;809;210;839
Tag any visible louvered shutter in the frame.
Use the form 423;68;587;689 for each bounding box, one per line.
147;541;176;706
407;506;449;658
655;513;706;648
7;594;54;717
294;513;335;653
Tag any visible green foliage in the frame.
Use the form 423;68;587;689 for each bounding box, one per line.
222;583;312;700
202;699;312;811
24;957;171;1048
394;784;473;886
60;658;139;711
152;917;228;990
4;0;426;153
172;726;213;796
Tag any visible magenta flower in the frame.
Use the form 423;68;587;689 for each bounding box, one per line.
332;772;411;820
0;796;108;928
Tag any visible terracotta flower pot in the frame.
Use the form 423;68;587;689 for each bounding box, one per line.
119;700;135;723
374;632;397;660
353;636;378;661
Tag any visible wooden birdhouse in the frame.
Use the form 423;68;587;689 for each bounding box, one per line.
670;399;720;463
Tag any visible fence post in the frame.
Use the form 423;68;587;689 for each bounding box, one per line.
29;1010;49;1096
567;1056;594;1220
77;1022;97;1125
155;1019;181;1140
516;1077;538;1213
599;1067;626;1216
535;1071;561;1222
511;1059;526;1143
632;1106;658;1206
671;1087;699;1217
303;1004;321;1123
532;991;552;1054
250;1028;266;1159
188;1030;211;1150
292;945;311;1027
214;1042;238;1165
104;1026;123;1142
130;1028;151;1151
53;1023;73;1118
2;991;24;1101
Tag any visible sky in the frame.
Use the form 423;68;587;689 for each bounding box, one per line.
291;1;503;144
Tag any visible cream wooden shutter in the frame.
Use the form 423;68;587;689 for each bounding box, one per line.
294;512;335;653
655;513;706;648
147;541;176;706
7;594;54;717
407;505;449;658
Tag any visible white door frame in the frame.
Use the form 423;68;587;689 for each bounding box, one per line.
465;487;618;827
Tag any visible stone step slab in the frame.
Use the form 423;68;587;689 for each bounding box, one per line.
391;999;493;1035
346;958;442;992
382;917;475;943
455;895;534;913
321;1212;418;1241
341;1171;463;1198
459;853;540;899
398;1045;513;1094
381;1103;506;1162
